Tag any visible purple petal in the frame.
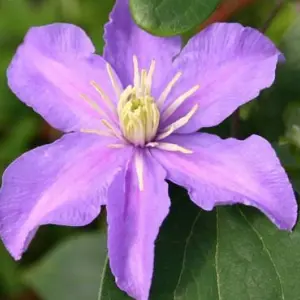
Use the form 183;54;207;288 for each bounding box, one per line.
161;23;281;133
151;133;297;230
107;150;170;300
103;0;181;98
0;133;132;260
8;23;121;132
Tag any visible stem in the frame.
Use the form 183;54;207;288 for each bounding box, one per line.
260;0;285;33
199;0;258;30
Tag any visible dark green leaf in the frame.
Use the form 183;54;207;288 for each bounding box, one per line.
275;142;300;195
149;185;300;300
98;262;130;300
283;102;300;149
0;242;22;296
129;0;220;36
95;185;300;300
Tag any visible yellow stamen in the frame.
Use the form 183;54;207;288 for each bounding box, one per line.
102;119;124;140
157;104;198;140
133;55;140;90
147;142;193;154
79;94;106;117
80;129;114;137
146;60;156;94
108;143;126;149
79;56;199;156
157;72;182;108
117;57;160;147
118;85;133;115
135;152;144;191
90;80;116;113
141;69;147;96
162;85;200;121
118;94;160;146
106;63;121;100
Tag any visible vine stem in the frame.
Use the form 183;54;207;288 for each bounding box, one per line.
261;0;286;34
199;0;258;30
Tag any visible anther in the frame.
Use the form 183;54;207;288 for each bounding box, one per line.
90;81;116;113
162;85;200;121
135;152;144;191
108;143;126;149
106;63;121;99
157;72;182;108
157;104;198;140
146;60;156;94
80;129;114;137
101;119;124;140
147;142;193;154
133;55;140;90
79;94;106;117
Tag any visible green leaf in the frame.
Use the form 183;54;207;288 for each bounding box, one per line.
265;2;297;44
275;142;300;195
281;17;300;69
98;262;130;300
24;232;108;300
149;186;300;300
283;102;300;148
0;242;22;296
129;0;220;36
96;185;300;300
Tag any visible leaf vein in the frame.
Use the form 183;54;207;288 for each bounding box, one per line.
215;208;222;300
97;255;109;300
173;211;201;299
239;208;285;300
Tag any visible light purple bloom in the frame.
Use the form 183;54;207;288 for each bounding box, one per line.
0;0;297;299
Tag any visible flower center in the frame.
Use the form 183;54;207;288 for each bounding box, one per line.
117;57;159;146
118;93;160;146
80;55;200;153
79;56;200;191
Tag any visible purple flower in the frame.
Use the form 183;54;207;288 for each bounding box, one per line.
0;0;297;299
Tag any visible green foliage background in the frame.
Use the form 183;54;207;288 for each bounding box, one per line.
0;0;300;299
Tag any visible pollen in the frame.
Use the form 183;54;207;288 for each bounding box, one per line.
118;57;160;146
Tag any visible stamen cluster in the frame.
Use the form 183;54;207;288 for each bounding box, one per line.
80;55;200;154
118;57;160;146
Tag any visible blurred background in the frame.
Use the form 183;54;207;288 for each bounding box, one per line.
0;0;300;299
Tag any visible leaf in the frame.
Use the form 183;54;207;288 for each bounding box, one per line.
98;262;130;300
95;184;300;300
149;185;300;300
0;116;39;174
265;2;297;44
129;0;221;36
275;142;300;195
0;242;22;296
24;232;108;300
281;17;300;69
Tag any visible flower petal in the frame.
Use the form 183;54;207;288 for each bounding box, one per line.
103;0;181;97
151;133;297;230
0;133;132;260
107;150;170;300
8;23;122;132
161;23;281;133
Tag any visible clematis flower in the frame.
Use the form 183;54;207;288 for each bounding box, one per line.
0;0;297;299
